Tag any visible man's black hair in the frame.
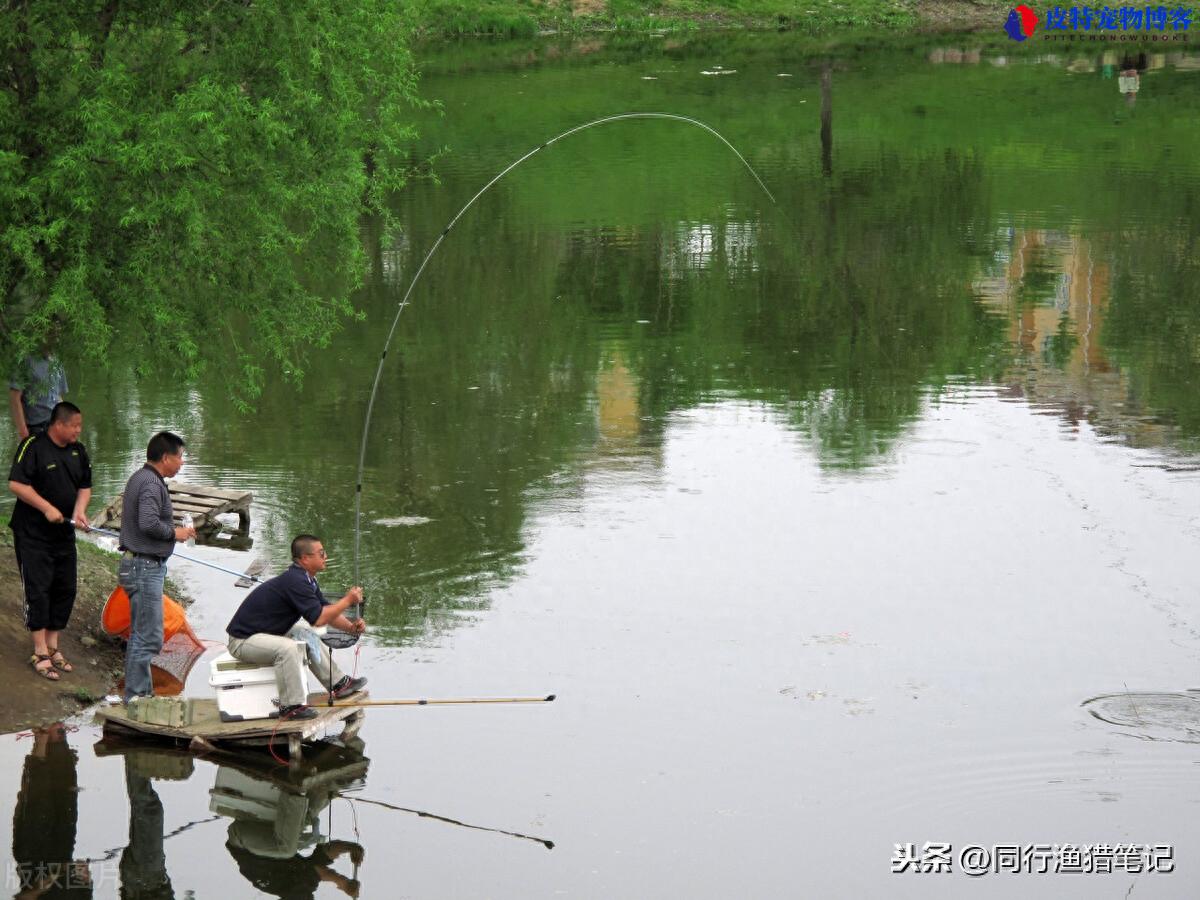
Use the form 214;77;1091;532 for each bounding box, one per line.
146;431;185;462
49;401;81;425
291;534;322;561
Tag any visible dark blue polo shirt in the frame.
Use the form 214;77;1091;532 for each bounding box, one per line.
226;564;326;639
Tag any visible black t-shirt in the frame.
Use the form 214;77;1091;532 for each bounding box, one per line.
226;841;321;899
226;565;326;639
12;739;92;899
8;433;92;542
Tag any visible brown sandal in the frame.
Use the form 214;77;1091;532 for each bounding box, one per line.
30;654;60;681
47;646;73;672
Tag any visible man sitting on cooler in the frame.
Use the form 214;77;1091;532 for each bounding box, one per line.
225;534;367;720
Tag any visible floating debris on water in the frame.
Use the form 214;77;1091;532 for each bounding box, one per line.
701;67;736;76
843;698;875;716
372;516;434;527
807;632;853;646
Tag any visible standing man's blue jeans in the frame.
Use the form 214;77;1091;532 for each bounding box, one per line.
120;555;166;703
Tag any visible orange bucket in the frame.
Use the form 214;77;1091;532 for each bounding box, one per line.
102;586;202;648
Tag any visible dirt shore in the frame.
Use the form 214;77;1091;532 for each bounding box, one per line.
0;532;193;734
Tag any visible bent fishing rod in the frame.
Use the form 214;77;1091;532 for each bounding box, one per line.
351;112;778;589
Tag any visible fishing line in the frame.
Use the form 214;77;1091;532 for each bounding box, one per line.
352;112;777;586
80;524;262;584
338;793;554;849
79;814;223;864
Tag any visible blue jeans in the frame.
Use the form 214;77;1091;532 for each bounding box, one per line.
120;757;170;896
120;556;166;703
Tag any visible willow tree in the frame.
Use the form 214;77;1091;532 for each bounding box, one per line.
1;1;423;404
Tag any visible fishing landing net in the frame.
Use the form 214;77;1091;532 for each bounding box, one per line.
148;633;212;696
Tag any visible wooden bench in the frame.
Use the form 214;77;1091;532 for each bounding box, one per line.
92;481;253;549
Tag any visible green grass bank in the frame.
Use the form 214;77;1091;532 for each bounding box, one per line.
405;0;1013;38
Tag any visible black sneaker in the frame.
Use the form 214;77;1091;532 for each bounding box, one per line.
278;704;318;720
331;676;368;699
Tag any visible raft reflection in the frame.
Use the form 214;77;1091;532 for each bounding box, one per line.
212;747;367;898
95;738;370;899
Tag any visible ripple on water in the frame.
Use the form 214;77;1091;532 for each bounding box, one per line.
1082;691;1200;744
849;724;1200;819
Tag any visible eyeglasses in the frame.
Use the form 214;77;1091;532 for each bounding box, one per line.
308;548;327;558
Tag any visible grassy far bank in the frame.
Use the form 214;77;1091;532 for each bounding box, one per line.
406;0;1186;40
404;0;1016;37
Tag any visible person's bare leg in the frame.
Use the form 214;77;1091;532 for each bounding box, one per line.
29;628;56;678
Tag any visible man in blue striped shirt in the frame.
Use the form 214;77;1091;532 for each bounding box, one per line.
118;432;196;703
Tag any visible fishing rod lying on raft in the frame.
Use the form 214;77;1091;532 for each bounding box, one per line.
327;694;555;708
80;525;557;707
84;523;355;702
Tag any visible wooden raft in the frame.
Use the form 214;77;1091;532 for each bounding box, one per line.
95;691;367;763
92;480;253;548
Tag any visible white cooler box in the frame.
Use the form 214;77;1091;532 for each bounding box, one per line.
209;766;292;821
209;644;308;722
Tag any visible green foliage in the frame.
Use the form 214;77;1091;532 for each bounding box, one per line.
73;685;98;704
408;0;563;37
1;1;424;406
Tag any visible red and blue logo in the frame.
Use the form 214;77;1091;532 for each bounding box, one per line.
1005;4;1040;39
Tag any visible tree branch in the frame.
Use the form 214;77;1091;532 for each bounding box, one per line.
9;0;39;113
92;0;120;69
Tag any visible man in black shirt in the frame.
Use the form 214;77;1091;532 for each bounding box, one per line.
8;401;92;681
226;534;367;720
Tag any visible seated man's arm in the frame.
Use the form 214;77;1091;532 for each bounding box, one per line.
328;611;366;634
313;587;363;628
